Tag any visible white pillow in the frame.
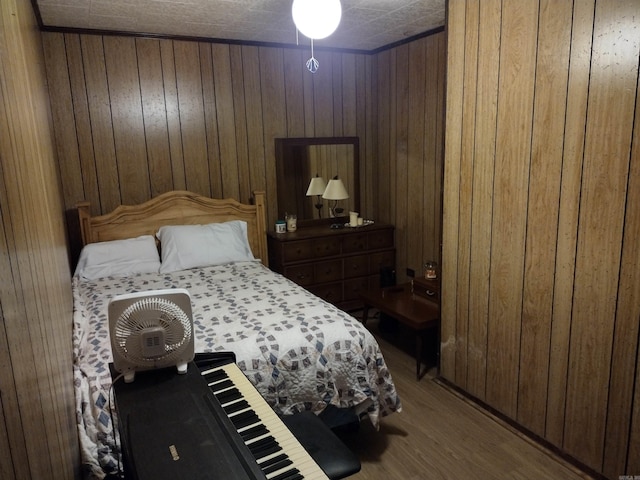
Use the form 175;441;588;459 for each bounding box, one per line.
74;235;161;280
157;220;255;273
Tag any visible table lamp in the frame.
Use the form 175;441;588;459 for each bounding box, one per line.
322;176;349;218
306;175;327;218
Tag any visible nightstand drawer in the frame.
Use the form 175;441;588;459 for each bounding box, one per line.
412;277;440;304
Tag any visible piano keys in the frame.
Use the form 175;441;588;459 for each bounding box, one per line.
201;362;329;480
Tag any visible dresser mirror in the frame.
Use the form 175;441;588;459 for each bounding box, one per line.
275;137;360;225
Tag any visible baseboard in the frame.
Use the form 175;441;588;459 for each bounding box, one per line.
433;376;605;480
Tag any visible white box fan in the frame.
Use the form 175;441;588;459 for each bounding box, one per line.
108;288;195;383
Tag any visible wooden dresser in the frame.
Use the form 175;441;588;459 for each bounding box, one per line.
267;223;395;311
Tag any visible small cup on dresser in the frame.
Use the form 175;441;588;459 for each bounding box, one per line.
286;214;297;232
275;220;286;233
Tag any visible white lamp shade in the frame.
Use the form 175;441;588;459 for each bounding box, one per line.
322;178;349;200
306;176;327;196
292;0;342;40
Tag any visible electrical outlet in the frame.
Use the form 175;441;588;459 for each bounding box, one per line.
406;268;415;278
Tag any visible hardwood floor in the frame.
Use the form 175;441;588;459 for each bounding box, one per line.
339;311;595;480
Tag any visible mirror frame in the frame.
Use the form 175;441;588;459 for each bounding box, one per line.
275;137;360;226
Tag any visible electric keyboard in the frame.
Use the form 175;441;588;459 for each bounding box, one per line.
201;362;329;480
110;356;331;480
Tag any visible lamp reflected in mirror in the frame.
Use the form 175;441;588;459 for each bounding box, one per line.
275;137;359;226
323;176;349;218
306;175;327;218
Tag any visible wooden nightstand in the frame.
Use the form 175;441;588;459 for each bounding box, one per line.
360;282;439;380
267;223;395;311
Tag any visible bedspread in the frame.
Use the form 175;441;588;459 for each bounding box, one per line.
72;260;401;479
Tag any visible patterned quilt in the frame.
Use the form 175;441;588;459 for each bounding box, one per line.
72;260;401;479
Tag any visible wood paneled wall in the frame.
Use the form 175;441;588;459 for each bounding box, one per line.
0;0;79;478
442;0;640;477
375;34;446;282
42;33;376;257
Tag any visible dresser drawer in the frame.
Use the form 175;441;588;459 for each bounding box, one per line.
368;229;394;250
282;237;342;262
282;241;314;262
308;282;343;304
342;233;368;253
281;237;341;262
344;254;369;279
313;237;342;257
314;259;342;283
344;277;370;301
284;264;315;286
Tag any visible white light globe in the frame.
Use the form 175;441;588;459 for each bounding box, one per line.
292;0;342;40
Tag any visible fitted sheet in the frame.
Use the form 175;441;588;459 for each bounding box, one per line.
73;260;401;479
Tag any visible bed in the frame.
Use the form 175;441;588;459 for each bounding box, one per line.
72;190;401;479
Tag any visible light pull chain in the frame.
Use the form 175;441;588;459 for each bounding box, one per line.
306;39;319;73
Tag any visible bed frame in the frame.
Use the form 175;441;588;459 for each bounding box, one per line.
77;190;268;266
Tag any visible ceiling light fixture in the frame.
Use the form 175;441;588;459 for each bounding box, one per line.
292;0;342;40
292;0;342;73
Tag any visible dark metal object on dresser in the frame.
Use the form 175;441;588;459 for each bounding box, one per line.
267;223;395;311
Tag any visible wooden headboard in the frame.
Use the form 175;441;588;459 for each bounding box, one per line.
77;190;268;266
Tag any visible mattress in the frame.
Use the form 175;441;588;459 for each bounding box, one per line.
72;260;401;479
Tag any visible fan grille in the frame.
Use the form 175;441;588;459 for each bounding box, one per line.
113;296;192;365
